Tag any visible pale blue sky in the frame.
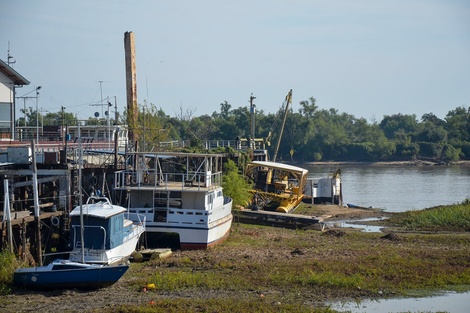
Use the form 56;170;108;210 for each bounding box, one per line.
1;0;469;122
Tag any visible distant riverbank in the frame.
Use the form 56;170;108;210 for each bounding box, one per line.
304;160;470;166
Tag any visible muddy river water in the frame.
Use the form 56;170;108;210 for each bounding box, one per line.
305;164;470;312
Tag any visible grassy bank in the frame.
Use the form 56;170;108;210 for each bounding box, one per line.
386;199;470;232
109;204;470;312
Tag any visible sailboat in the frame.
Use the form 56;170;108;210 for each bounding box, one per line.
13;259;129;290
14;126;129;290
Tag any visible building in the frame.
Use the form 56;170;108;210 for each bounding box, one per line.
0;59;30;140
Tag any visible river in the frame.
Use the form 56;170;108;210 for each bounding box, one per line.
304;163;470;312
304;164;470;212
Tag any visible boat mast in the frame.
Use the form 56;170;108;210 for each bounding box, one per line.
31;140;42;266
78;124;85;263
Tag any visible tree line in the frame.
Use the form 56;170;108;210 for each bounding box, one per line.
19;98;470;162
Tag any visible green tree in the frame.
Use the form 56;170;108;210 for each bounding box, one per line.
445;106;470;144
298;97;318;118
222;159;251;207
43;111;77;126
380;114;419;159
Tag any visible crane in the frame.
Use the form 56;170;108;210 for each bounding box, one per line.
272;89;292;163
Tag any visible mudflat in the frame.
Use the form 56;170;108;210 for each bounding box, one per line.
3;205;468;313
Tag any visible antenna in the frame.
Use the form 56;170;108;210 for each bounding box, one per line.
7;41;16;67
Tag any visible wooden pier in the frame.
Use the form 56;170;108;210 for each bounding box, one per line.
234;209;326;229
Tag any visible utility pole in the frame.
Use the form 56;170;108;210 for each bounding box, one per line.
99;81;104;118
113;96;118;125
61;106;66;142
35;86;41;143
249;94;256;149
107;99;112;149
17;86;41;140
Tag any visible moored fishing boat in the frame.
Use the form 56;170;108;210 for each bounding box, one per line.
68;196;146;265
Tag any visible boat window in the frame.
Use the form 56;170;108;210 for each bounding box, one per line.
207;192;214;205
154;191;168;208
170;191;182;198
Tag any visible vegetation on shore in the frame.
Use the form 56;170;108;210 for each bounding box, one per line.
0;249;18;295
222;159;252;207
387;199;470;232
19;97;470;163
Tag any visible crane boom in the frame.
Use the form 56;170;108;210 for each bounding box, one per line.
272;89;292;163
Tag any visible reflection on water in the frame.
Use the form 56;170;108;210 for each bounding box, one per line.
305;164;470;212
330;291;470;313
325;217;385;232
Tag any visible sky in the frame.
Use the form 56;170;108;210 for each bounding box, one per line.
1;0;469;123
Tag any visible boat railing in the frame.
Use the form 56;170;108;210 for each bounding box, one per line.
125;212;147;227
41;251;71;265
86;196;112;206
114;170;223;191
158;139;267;151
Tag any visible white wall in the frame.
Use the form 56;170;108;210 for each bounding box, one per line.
0;71;15;103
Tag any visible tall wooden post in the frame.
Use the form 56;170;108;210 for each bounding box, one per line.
124;31;138;146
